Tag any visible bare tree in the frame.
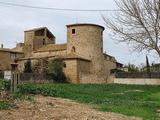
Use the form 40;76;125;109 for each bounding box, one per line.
103;0;160;58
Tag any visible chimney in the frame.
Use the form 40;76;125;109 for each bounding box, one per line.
1;44;3;48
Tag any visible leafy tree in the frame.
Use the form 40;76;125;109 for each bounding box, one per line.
48;58;66;83
103;0;160;59
141;63;160;72
125;63;139;72
24;60;32;73
150;63;160;72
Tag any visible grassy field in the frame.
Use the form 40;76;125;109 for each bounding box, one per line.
17;83;160;120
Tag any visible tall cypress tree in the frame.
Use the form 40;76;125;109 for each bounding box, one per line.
146;55;151;78
146;56;150;72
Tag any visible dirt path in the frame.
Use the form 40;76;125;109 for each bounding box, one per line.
0;95;142;120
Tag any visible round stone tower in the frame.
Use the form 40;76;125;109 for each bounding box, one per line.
66;23;106;81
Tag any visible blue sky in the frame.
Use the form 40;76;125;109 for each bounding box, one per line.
0;0;159;65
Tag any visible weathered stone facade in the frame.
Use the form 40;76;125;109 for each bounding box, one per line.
0;48;24;71
0;23;122;83
24;27;55;57
66;24;106;82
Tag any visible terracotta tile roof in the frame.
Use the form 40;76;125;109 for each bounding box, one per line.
0;48;23;53
24;27;55;38
24;27;47;32
59;53;91;61
103;53;117;62
17;53;90;62
17;56;54;60
67;23;105;30
35;43;67;52
12;47;23;53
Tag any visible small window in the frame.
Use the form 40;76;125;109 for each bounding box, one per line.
10;53;17;59
71;46;76;53
72;29;75;34
63;62;66;68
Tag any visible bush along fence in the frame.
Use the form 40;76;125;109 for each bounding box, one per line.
20;73;67;83
19;73;55;82
115;72;160;79
0;71;20;92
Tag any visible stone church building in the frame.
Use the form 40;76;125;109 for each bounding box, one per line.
0;23;122;83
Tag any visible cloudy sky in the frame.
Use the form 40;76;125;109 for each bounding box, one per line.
0;0;159;65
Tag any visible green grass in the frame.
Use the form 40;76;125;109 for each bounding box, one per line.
0;79;33;110
17;83;160;120
12;92;34;101
0;101;10;109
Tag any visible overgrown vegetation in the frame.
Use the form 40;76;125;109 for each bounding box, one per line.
0;79;10;90
0;79;33;110
12;92;34;101
18;84;56;97
24;60;32;73
17;83;160;120
48;59;66;83
0;101;10;110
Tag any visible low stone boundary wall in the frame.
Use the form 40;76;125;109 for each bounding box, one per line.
114;78;160;85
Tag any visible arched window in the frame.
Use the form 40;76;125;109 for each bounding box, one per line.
71;46;76;53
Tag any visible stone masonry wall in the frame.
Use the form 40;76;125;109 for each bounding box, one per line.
67;24;106;83
103;59;117;80
63;59;78;83
0;51;23;71
24;31;34;57
32;50;67;58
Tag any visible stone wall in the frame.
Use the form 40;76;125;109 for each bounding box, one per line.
77;60;90;74
24;28;55;57
66;24;106;82
33;36;45;51
32;50;67;58
24;31;34;57
103;59;117;80
63;59;78;83
114;78;160;85
77;60;90;83
0;51;23;71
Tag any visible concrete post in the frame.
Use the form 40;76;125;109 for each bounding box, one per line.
10;72;20;92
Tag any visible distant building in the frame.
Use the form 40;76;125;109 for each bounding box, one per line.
0;23;123;83
0;46;23;71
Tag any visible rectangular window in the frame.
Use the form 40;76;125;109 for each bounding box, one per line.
43;39;45;45
72;29;76;34
10;53;17;59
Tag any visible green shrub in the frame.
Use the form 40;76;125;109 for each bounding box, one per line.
48;59;66;83
0;101;10;109
24;60;32;73
12;92;34;101
0;79;10;90
17;84;57;97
